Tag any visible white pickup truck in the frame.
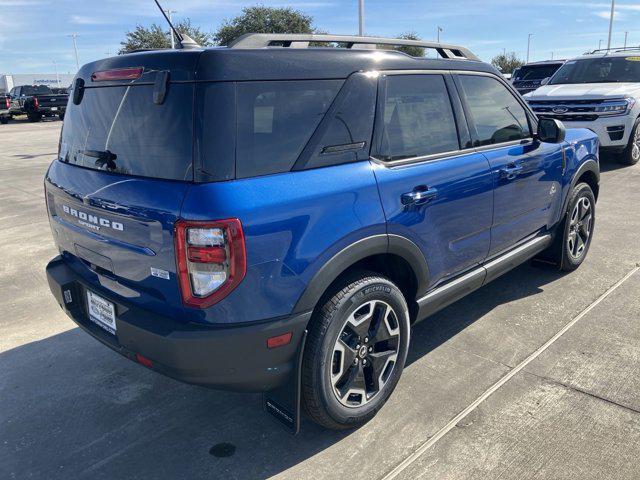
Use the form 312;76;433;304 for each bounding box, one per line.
524;49;640;165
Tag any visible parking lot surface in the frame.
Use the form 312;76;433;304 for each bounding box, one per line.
1;119;639;479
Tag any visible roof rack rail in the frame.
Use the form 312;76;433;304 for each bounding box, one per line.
228;33;480;61
585;46;640;55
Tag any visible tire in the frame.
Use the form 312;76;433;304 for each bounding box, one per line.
0;117;8;124
301;272;410;430
58;112;65;121
27;112;42;122
544;182;596;272
620;118;640;165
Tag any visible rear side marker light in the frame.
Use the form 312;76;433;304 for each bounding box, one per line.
175;219;247;308
91;67;144;82
267;332;293;349
135;354;153;368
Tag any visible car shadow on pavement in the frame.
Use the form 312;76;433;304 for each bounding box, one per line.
406;260;562;367
598;153;631;172
0;261;563;480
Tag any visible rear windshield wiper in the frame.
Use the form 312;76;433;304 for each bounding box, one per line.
79;149;118;170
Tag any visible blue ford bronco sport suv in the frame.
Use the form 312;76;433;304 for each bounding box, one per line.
45;34;600;431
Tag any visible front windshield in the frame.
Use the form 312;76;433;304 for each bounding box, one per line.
550;56;640;84
514;64;561;81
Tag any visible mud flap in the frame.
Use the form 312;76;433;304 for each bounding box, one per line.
263;330;307;434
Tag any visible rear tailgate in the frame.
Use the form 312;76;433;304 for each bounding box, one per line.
46;163;190;318
45;51;202;321
35;94;68;109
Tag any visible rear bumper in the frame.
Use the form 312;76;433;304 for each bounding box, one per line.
46;255;310;392
36;106;65;115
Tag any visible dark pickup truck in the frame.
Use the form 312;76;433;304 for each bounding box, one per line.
1;95;10;124
8;85;68;122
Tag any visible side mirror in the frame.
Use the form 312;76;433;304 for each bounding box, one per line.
537;117;566;143
540;77;550;86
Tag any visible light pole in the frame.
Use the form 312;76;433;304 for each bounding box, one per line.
598;39;603;50
358;0;364;36
607;0;615;49
550;51;554;60
624;31;628;48
526;33;533;63
68;33;79;71
164;9;177;48
437;26;443;43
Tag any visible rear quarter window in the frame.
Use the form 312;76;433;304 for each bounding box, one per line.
235;80;343;178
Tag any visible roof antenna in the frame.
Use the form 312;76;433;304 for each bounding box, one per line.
152;0;201;50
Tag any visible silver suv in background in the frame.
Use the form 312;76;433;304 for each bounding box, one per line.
524;48;640;165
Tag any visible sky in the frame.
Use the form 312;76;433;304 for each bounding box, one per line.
1;0;640;74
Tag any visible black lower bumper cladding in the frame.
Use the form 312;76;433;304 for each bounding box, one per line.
45;256;310;395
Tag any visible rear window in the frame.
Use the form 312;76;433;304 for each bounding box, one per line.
59;84;194;181
23;85;53;95
235;80;342;178
514;64;561;81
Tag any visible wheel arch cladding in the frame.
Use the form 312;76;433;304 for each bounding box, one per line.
291;234;430;320
571;159;600;204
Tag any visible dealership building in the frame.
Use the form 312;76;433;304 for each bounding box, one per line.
0;73;76;93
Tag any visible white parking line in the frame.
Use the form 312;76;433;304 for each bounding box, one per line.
382;265;640;480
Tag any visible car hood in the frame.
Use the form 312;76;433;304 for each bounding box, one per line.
524;82;640;101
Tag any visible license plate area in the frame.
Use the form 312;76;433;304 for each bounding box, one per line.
86;290;116;335
51;107;58;111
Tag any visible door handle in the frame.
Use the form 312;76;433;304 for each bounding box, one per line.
499;163;523;180
401;187;438;206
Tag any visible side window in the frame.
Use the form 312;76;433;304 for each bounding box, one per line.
236;79;342;178
457;75;531;146
376;74;459;161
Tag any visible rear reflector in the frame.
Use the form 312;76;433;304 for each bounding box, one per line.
267;332;293;349
135;353;153;368
91;67;144;82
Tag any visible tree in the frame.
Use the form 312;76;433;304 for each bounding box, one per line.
393;32;425;57
119;19;213;54
491;52;525;75
213;6;316;46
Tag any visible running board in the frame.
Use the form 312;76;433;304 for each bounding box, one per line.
416;235;552;321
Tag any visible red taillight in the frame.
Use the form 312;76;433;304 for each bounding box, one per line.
33;97;39;109
175;219;246;308
187;246;227;264
4;97;9;109
91;67;144;82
